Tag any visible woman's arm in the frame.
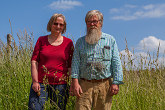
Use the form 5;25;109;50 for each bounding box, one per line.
31;60;40;92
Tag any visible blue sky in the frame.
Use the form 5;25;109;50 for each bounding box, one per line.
1;0;165;66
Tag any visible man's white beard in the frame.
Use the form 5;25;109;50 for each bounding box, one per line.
85;27;101;44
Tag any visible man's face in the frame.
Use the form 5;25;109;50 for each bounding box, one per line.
86;15;102;31
85;15;102;44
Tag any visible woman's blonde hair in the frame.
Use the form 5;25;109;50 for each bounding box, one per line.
47;13;66;34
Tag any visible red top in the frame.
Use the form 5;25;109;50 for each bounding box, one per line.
31;35;74;85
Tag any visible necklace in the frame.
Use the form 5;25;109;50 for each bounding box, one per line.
48;35;63;46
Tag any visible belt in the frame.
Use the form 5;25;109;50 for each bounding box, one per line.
80;78;109;83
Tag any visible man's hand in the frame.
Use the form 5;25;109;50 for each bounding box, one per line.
110;84;119;96
32;82;40;93
70;78;83;98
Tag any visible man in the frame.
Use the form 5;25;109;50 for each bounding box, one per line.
70;10;123;110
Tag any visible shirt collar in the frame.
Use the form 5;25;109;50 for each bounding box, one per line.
101;32;106;39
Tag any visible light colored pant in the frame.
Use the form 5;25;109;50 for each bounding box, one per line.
75;79;112;110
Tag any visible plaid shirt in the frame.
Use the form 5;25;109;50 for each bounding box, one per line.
71;32;123;84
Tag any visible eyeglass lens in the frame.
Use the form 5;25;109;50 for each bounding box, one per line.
87;20;100;24
54;23;64;27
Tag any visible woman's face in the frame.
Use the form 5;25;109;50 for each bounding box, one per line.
51;17;64;34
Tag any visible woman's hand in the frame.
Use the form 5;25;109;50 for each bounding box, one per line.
32;82;40;92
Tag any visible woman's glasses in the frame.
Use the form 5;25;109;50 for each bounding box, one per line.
53;23;64;27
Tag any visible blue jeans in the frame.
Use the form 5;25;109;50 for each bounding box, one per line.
28;83;69;110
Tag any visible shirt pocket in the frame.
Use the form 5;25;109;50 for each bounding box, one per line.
103;46;111;61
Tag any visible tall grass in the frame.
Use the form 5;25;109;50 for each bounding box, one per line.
0;30;32;109
0;30;165;110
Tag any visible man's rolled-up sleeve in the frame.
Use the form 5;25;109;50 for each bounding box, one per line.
111;39;124;85
71;40;80;79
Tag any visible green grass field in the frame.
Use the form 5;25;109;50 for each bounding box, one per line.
0;31;165;110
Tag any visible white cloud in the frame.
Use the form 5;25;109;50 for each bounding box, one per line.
120;50;133;56
110;4;165;20
137;36;165;53
120;50;134;61
112;15;137;21
109;8;121;13
143;4;154;10
124;4;137;8
49;0;82;10
135;52;148;58
158;57;165;66
120;36;165;69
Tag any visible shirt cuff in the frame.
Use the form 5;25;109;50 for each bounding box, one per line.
71;74;79;79
112;80;124;85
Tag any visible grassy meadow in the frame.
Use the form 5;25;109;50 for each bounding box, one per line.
0;30;165;110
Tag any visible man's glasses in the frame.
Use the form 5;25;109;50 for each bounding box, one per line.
87;20;101;25
53;23;64;27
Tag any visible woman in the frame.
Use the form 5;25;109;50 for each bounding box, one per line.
28;13;74;110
